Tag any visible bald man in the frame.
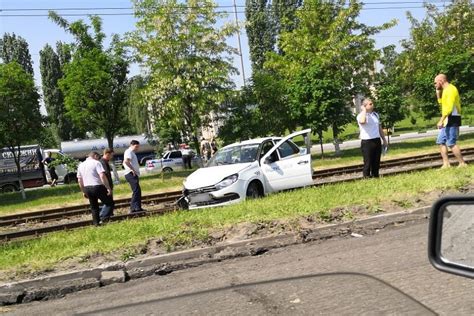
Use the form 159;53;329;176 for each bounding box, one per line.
434;74;466;168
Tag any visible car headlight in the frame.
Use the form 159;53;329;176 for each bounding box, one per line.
215;174;239;190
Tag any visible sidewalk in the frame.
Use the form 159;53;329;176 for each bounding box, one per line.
311;125;474;154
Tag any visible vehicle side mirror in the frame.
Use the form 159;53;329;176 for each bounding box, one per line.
428;196;474;278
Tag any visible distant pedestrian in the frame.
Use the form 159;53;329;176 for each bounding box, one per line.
123;140;144;213
180;144;193;169
357;99;388;178
200;137;211;162
99;149;115;221
210;137;218;156
42;151;58;187
77;151;113;226
434;74;466;168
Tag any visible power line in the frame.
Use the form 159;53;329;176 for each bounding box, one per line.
0;0;449;13
0;5;448;18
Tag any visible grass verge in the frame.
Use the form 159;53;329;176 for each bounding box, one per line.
312;133;474;169
1;165;473;277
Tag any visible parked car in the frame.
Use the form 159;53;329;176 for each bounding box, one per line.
178;129;313;209
145;150;199;173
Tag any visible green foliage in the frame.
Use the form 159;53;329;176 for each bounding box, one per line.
374;46;406;133
0;33;34;75
127;75;151;135
0;62;42;149
266;0;394;141
245;0;275;70
49;153;79;172
40;43;84;141
0;62;43;198
398;0;474;118
49;12;130;149
129;0;238;152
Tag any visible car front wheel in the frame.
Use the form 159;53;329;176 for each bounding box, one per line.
246;181;262;199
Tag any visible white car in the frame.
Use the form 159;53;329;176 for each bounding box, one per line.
179;129;314;209
145;150;198;173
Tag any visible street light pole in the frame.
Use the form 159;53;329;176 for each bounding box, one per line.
232;0;246;86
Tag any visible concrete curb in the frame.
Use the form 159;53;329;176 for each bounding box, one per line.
0;206;431;306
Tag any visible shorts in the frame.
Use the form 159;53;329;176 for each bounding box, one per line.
436;126;459;147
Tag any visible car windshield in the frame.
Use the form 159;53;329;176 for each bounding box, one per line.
206;144;260;167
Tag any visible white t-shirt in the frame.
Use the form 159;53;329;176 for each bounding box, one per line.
357;111;382;140
77;157;105;186
123;147;140;176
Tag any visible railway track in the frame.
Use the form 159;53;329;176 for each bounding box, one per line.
1;148;472;242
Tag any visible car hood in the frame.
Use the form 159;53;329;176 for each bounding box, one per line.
184;163;253;189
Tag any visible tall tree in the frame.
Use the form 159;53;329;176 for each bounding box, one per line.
245;0;275;71
0;62;42;199
49;12;130;150
266;0;394;152
127;75;151;135
398;0;474;119
40;43;83;141
373;45;405;143
272;0;301;38
0;33;34;75
130;0;238;152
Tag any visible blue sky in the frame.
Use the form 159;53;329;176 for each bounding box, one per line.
0;0;448;94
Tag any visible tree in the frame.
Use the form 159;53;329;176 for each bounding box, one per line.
272;0;301;37
0;33;34;75
127;75;151;135
245;0;275;71
130;0;238;152
373;46;405;143
40;43;84;140
398;0;474;119
49;12;130;150
266;0;394;154
0;62;42;199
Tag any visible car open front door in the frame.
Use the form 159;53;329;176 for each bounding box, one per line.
260;129;313;192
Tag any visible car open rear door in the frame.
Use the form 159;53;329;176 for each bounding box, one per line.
260;129;313;192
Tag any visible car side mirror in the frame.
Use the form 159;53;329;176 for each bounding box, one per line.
428;196;474;278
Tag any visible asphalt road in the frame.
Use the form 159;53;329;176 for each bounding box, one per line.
6;219;474;315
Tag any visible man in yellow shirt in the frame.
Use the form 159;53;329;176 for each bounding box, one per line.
434;74;466;168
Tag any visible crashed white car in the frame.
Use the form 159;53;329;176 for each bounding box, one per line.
179;129;314;209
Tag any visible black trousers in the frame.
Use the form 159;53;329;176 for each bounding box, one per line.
361;138;382;178
125;173;142;212
83;185;114;225
182;155;192;169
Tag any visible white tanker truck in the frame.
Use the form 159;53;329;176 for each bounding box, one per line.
58;134;157;165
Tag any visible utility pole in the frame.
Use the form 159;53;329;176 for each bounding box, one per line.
232;0;246;86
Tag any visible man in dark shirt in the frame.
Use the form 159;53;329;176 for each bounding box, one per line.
99;149;115;221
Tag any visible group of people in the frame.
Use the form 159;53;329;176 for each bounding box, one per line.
357;73;466;178
200;137;218;162
77;140;144;226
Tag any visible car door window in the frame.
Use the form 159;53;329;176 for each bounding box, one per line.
169;151;182;159
260;140;279;163
277;140;300;159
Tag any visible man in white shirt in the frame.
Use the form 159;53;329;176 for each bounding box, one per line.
77;152;113;226
123;140;143;213
357;98;388;178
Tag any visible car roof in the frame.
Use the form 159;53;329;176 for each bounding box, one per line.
222;137;281;149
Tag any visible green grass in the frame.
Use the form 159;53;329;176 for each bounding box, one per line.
1;165;473;275
312;133;474;169
0;170;193;215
